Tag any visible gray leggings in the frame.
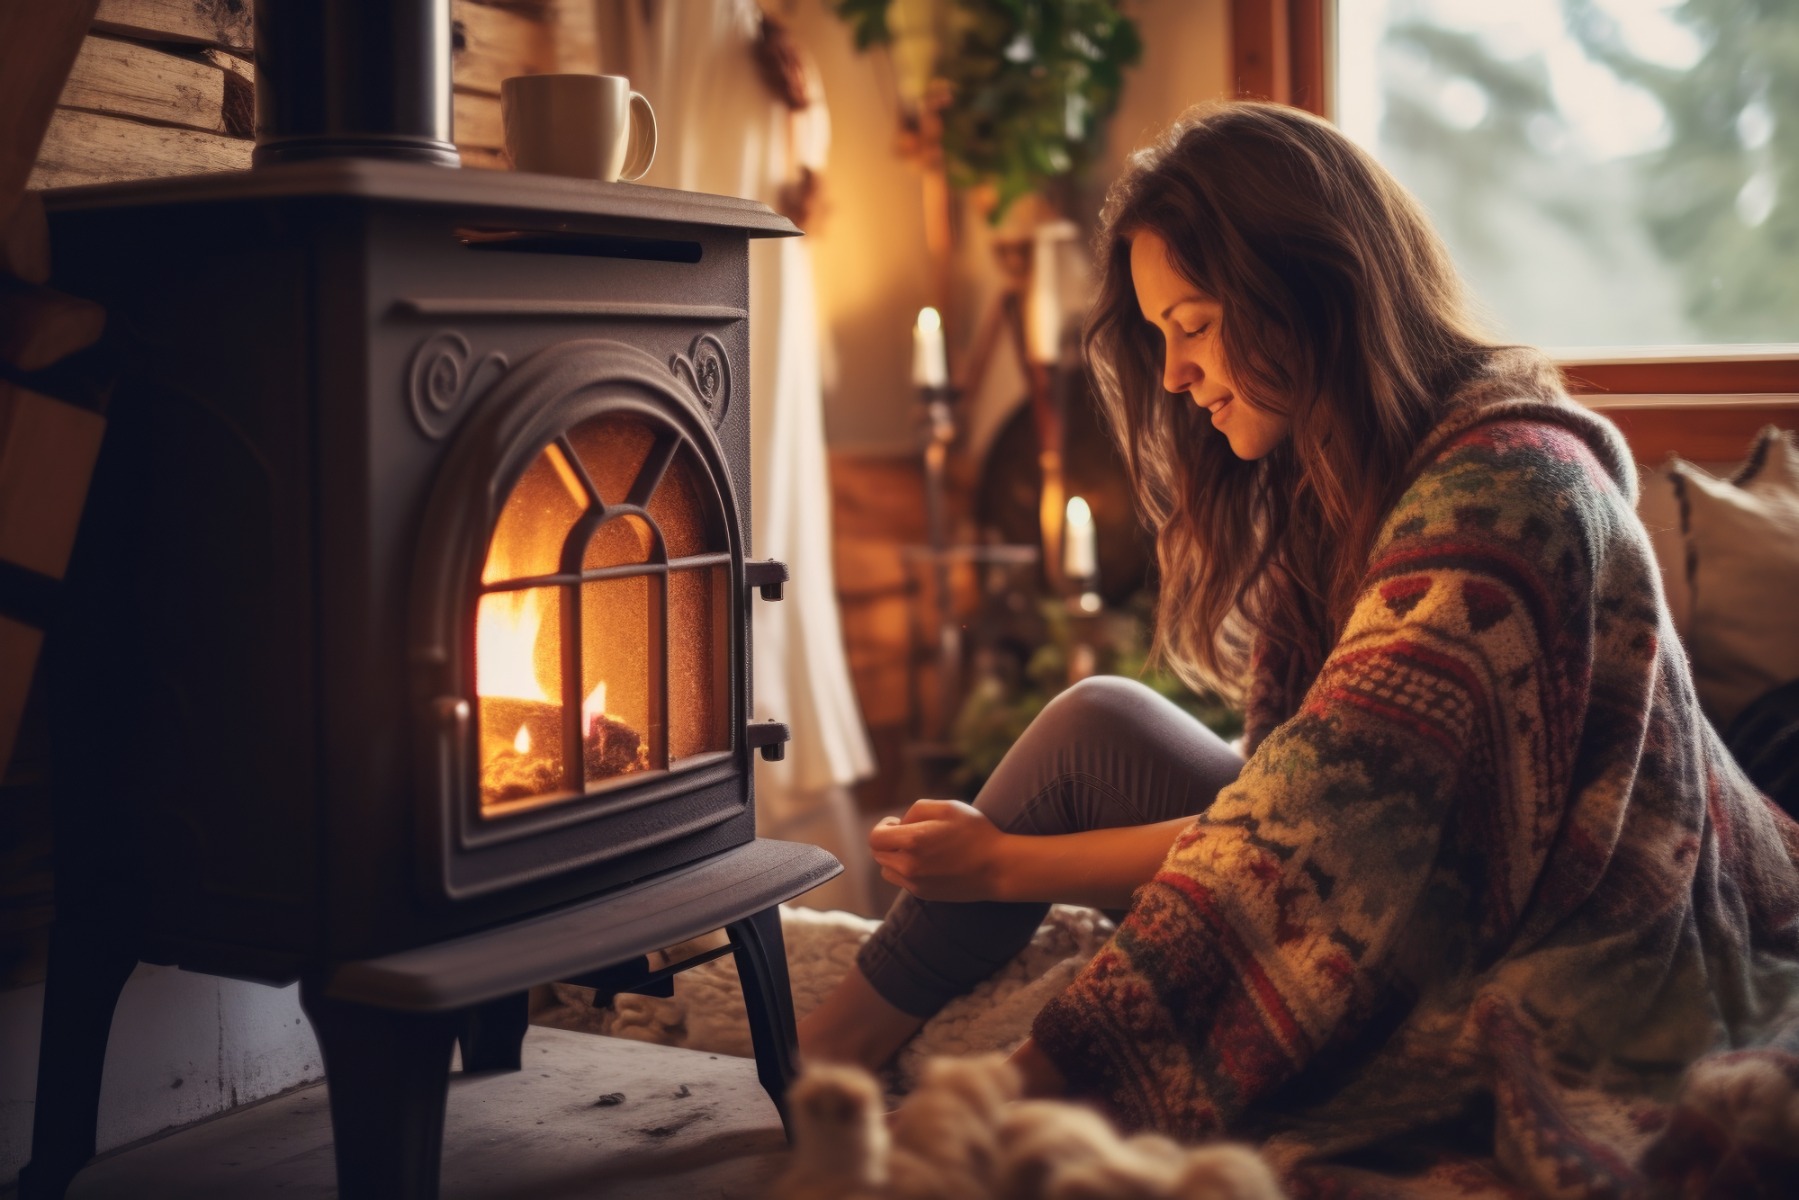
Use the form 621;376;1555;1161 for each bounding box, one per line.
856;675;1245;1018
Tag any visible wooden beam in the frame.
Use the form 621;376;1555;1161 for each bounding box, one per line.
1562;357;1799;397
58;33;240;137
1288;0;1328;116
1230;0;1290;103
28;106;251;190
0;0;103;229
92;0;251;51
1587;403;1799;466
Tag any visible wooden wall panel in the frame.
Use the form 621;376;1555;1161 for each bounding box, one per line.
59;34;249;137
454;0;557;95
30;107;251;189
26;1;581;190
92;0;250;51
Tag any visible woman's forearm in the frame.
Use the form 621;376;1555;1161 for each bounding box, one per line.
993;816;1194;908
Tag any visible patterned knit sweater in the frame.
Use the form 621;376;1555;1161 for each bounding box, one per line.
1031;365;1799;1197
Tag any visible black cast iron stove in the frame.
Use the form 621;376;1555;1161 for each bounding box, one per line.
20;3;840;1197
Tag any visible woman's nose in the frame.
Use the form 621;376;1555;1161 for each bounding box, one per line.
1164;348;1198;394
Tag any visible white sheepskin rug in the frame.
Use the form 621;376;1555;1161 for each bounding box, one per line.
532;906;1289;1198
530;903;1116;1092
772;1053;1286;1200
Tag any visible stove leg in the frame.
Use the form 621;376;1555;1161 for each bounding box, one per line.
301;980;458;1200
727;905;798;1138
457;990;528;1072
17;924;137;1200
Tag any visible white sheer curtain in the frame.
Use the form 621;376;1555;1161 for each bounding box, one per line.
600;0;876;912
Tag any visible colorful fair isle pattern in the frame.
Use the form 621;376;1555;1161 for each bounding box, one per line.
1032;374;1799;1198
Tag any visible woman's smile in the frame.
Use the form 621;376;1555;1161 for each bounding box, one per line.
1129;229;1289;459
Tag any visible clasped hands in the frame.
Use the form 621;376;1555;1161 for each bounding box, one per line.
869;798;1011;902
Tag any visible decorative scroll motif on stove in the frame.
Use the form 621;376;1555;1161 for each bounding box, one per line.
408;330;509;439
669;333;731;427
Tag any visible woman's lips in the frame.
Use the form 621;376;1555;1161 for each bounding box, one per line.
1204;393;1234;424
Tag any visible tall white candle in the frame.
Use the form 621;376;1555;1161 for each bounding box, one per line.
913;306;948;388
1064;495;1098;581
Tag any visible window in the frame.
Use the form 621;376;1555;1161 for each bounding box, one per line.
1230;0;1798;464
1335;0;1796;349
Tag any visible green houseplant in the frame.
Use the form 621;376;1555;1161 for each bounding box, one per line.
830;0;1142;217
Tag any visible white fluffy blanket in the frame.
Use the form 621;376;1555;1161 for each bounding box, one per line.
531;904;1115;1091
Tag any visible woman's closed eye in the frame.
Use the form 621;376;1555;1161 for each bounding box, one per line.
1179;322;1210;339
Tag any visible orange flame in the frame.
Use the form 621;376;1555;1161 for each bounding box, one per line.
476;587;549;702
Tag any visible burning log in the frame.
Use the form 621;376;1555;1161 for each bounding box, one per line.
480;747;562;805
478;696;562;805
585;711;648;781
478;696;648;805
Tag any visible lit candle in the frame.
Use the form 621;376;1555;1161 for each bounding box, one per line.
913;306;948;388
1064;495;1098;581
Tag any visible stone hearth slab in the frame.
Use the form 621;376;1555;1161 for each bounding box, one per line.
63;1027;787;1199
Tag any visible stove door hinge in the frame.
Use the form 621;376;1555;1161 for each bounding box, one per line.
747;719;791;762
745;559;788;601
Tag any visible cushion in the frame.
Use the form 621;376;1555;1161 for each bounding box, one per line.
1670;426;1799;728
1636;460;1693;639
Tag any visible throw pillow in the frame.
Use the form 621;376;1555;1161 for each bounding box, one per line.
1636;460;1693;640
1671;426;1799;728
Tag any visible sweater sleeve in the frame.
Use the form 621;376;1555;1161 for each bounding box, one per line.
1031;422;1607;1138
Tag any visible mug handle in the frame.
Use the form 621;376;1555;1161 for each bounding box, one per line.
621;91;657;182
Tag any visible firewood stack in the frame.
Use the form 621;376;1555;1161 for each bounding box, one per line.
0;194;108;780
0;0;107;991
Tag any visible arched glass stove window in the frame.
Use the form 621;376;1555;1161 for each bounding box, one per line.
474;412;732;815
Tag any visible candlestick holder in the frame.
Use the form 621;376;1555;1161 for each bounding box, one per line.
913;380;961;744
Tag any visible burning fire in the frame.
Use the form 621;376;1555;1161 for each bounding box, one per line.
477;586;548;703
476;546;609;753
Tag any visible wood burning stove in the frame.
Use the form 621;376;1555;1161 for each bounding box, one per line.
20;5;839;1197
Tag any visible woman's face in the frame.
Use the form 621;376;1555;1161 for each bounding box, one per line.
1129;229;1290;461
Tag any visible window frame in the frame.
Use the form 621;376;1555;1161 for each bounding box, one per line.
1229;1;1799;464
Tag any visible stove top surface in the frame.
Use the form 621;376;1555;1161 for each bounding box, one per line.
41;159;801;238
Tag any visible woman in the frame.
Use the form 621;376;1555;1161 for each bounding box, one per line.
800;102;1799;1192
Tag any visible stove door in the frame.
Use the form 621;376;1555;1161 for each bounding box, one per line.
411;338;761;903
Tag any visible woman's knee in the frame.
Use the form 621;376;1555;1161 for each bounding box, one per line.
1032;675;1162;744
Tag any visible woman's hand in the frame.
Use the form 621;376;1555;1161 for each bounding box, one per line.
869;799;1012;902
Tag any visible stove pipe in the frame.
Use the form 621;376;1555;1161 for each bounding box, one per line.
252;0;460;168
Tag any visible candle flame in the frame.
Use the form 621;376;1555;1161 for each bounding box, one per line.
513;724;531;754
916;305;942;333
1066;495;1092;526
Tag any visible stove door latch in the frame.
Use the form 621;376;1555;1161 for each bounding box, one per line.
745;559;789;601
747;719;792;762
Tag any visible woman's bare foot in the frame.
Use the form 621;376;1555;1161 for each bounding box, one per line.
797;966;926;1071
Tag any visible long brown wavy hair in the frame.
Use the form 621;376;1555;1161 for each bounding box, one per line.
1086;101;1507;699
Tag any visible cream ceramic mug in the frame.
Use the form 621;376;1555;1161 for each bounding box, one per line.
500;74;657;182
